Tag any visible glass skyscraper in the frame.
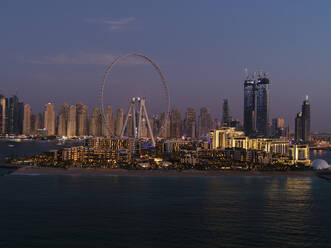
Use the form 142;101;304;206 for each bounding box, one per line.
243;74;270;137
301;96;311;143
256;77;270;137
243;79;256;136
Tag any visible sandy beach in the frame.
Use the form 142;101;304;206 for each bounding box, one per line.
10;166;317;177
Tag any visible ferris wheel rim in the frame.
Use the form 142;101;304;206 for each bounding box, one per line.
100;53;170;137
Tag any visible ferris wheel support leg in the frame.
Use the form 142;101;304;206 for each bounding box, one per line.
132;106;136;138
142;101;156;147
137;99;143;139
120;103;133;138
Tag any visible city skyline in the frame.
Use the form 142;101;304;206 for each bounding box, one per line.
1;1;330;131
1;2;329;248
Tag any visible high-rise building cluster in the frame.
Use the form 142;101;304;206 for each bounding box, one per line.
0;94;25;135
0;84;310;143
0;94;224;139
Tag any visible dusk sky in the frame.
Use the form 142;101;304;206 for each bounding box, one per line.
1;1;331;132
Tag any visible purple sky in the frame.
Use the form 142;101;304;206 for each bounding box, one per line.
1;0;331;132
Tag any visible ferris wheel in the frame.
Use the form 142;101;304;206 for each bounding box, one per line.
99;53;170;144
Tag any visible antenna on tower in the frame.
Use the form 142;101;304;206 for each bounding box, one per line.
15;88;18;97
253;71;257;80
244;68;249;79
306;95;309;101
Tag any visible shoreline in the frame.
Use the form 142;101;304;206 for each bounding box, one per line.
10;166;317;177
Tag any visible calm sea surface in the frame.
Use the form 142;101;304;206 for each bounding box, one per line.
0;141;331;248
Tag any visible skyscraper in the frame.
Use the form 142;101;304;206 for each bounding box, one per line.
33;113;42;134
102;105;114;137
67;105;76;137
0;95;6;134
57;103;69;137
170;108;182;138
76;103;89;136
243;79;256;136
23;104;32;135
44;103;56;136
184;107;196;139
256;76;270;137
222;99;231;126
115;108;124;136
6;95;24;135
294;96;311;144
30;114;38;135
89;108;102;137
159;112;170;138
295;112;303;142
301;96;311;143
151;114;160;137
198;107;212;137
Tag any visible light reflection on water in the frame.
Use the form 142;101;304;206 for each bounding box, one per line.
0;175;330;247
0;143;331;247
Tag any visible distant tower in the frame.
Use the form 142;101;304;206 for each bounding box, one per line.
76;103;89;136
67;105;76;137
184;107;196;139
102;105;114;137
159;112;170;138
198;107;212;137
44;103;56;136
295;112;303;142
222;99;231;126
302;95;311;143
243;78;256;136
256;75;270;137
170;108;182;138
7;95;23;135
0;95;6;134
23;104;32;135
89;108;102;137
33;113;42;133
57;103;69;137
115;108;124;136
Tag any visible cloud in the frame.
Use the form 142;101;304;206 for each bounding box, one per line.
85;17;136;31
24;52;145;65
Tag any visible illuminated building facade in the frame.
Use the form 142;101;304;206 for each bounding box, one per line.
23;104;32;135
76;103;89;136
102;105;114;137
0;95;6;134
89;108;102;137
210;127;310;165
57;103;69;137
115;108;124;136
67;105;76;137
44;103;56;136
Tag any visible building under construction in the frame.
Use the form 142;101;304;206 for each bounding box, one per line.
243;71;270;137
